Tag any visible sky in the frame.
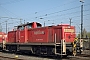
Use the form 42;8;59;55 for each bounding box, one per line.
0;0;90;34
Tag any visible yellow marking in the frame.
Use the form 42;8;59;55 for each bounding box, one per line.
64;29;74;32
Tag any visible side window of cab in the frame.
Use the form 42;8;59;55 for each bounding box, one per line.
18;26;25;30
27;25;32;29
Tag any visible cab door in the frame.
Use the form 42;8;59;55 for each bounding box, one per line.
54;28;62;43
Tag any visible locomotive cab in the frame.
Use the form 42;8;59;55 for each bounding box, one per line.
17;22;42;30
16;22;42;43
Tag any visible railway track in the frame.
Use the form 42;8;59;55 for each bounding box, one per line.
0;56;24;60
0;51;90;60
0;52;53;60
77;54;90;57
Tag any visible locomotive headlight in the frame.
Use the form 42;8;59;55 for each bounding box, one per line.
68;26;70;28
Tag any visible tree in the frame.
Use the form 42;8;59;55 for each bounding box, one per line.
77;28;90;38
87;32;90;38
83;28;87;38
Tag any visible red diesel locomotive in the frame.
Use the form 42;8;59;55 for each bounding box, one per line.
0;32;7;50
1;22;76;56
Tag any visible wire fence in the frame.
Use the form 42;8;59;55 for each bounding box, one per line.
83;38;90;50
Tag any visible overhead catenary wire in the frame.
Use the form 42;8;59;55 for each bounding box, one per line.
33;8;90;21
37;0;77;13
37;12;90;28
24;0;77;17
0;5;25;25
36;6;80;18
27;3;90;20
49;13;90;22
40;3;89;16
0;1;90;23
0;5;90;22
0;0;90;19
47;9;90;18
1;1;90;21
0;5;20;18
25;6;81;21
0;0;77;19
0;0;24;5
